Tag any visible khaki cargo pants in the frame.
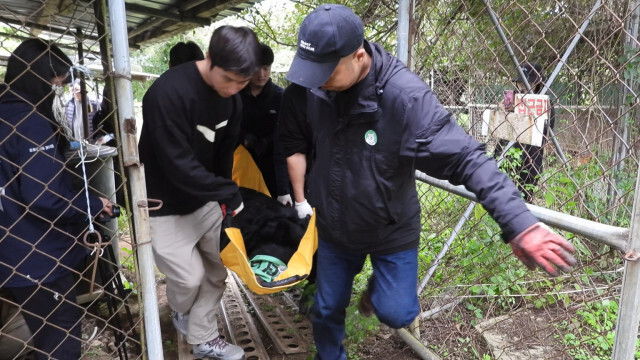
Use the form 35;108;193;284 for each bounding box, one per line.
150;201;227;344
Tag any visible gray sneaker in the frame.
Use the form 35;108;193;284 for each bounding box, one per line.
171;311;188;336
193;336;245;360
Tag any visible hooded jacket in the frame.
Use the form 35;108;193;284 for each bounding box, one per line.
281;41;537;254
0;86;104;287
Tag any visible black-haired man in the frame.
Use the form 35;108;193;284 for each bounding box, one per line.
239;43;291;205
282;5;576;359
168;41;205;68
139;26;260;360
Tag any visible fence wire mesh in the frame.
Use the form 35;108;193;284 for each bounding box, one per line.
411;0;640;359
0;1;142;359
1;0;640;359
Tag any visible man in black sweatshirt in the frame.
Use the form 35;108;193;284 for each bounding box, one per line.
138;26;260;360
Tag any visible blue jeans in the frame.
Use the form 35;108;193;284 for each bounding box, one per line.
312;239;419;360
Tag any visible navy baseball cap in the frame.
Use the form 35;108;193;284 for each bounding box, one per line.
286;4;364;88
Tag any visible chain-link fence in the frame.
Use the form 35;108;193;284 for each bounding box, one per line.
408;0;640;358
0;1;143;359
2;0;640;359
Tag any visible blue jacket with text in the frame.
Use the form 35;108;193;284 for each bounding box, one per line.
0;86;104;287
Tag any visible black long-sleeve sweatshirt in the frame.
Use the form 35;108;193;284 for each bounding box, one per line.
139;62;242;216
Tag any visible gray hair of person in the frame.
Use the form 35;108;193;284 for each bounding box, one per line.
207;25;260;76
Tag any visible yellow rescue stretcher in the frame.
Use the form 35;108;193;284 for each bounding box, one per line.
220;145;317;295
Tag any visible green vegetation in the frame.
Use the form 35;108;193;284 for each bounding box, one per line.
555;300;640;360
122;0;638;358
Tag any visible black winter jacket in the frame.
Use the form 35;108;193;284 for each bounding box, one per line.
281;41;537;254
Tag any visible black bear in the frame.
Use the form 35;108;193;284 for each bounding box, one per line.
220;187;310;267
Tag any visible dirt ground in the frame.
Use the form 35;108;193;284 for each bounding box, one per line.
156;280;422;360
81;269;580;360
85;242;441;359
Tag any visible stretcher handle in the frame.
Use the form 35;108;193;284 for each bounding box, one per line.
256;274;308;288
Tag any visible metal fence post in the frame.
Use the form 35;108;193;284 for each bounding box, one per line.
612;159;640;359
610;0;640;208
398;0;410;65
108;0;164;359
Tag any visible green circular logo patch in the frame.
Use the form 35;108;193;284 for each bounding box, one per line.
364;130;377;146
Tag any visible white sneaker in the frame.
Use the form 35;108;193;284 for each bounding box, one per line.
171;311;188;336
193;336;245;360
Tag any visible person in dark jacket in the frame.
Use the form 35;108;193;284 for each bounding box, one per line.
138;26;260;360
239;43;291;204
168;41;204;68
65;81;99;142
280;83;314;219
495;62;556;203
278;83;317;314
0;38;113;360
282;5;576;360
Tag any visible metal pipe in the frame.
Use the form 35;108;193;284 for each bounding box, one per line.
481;0;530;91
397;0;410;65
396;328;442;360
418;201;475;294
94;0;122;269
612;2;640;357
420;300;460;320
74;27;91;141
415;171;629;251
540;0;602;96
538;0;603;166
108;1;164;359
610;0;639;208
416;139;517;296
481;0;558;165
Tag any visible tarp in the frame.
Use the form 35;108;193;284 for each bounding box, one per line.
221;145;317;294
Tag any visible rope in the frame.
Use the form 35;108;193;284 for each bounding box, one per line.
77;142;96;234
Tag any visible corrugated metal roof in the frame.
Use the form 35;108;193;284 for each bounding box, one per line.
0;0;259;50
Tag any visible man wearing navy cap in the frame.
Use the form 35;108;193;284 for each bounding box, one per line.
281;4;576;359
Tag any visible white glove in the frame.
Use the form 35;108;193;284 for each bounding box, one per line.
294;200;313;219
232;202;244;216
277;194;293;206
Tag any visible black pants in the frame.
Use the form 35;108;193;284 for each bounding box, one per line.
495;140;544;203
5;273;81;360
